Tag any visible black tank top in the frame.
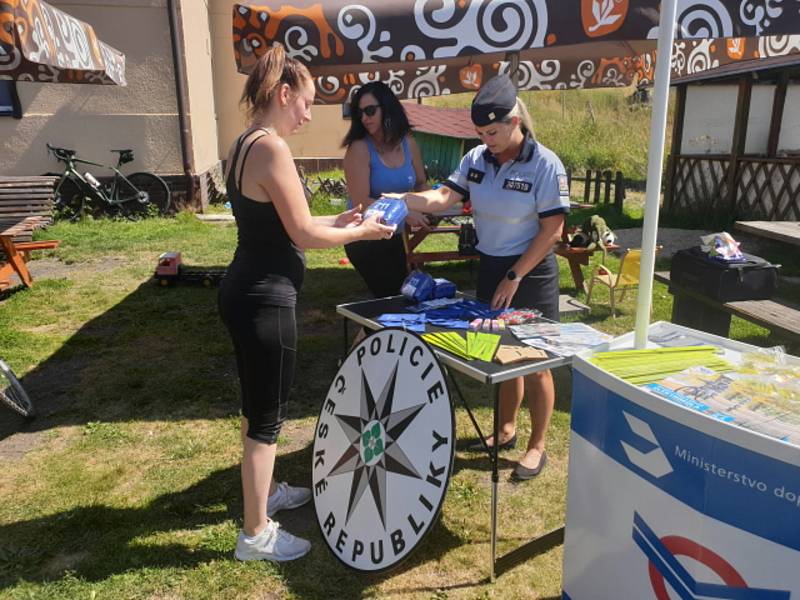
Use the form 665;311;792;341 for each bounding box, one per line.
223;128;305;306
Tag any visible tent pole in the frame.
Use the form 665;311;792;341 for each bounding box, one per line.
634;0;678;348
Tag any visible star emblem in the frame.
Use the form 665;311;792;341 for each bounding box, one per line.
327;362;425;528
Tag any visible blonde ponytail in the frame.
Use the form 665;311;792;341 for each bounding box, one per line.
504;98;535;138
240;43;311;120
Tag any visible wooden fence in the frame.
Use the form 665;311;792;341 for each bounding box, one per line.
566;169;625;213
666;154;800;221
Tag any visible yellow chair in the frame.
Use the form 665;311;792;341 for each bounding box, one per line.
586;248;659;318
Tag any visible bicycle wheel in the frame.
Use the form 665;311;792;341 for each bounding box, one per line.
122;172;172;217
0;359;34;419
53;177;88;221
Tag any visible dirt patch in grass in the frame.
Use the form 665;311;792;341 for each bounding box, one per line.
43;550;90;577
0;354;91;460
3;256;128;289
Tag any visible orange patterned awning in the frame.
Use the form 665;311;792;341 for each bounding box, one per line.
0;0;125;85
232;2;800;103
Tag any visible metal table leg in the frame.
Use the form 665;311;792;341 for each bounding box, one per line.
445;368;565;581
490;383;499;582
342;316;349;360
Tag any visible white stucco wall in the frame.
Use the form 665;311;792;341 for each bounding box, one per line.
0;1;183;177
681;86;737;154
744;84;775;155
208;0;347;161
179;1;219;175
778;83;800;153
680;83;780;156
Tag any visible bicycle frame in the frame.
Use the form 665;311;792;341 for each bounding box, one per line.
55;154;147;208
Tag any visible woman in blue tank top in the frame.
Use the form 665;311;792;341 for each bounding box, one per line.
342;82;430;298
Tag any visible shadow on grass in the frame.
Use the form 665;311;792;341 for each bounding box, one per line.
1;259;568;593
1;266;404;443
0;445;464;596
1;256;537;443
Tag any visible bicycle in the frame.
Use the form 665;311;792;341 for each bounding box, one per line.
0;358;34;419
47;143;171;220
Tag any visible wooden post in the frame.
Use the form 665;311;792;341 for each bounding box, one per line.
584;169;592;204
767;72;789;158
593;170;602;204
566;167;572;190
664;83;687;212
614;171;624;214
603;170;612;204
726;76;753;215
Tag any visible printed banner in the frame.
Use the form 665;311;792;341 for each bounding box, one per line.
233;2;800;102
0;0;126;85
562;367;800;599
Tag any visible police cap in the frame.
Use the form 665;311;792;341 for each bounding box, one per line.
471;74;517;126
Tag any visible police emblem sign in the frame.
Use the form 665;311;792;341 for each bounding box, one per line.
312;329;455;572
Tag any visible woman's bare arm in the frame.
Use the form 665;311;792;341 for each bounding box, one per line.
251;136;393;249
343;140;374;209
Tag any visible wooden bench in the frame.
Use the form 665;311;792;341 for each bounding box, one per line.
654;271;800;344
0;175;59;243
0;217;60;290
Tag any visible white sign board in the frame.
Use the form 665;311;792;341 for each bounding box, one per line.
312;329;455;572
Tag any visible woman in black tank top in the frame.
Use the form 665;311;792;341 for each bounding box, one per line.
219;45;394;563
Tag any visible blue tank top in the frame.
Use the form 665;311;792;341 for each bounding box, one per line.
366;136;417;199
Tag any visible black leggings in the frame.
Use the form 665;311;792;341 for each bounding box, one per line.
218;293;297;444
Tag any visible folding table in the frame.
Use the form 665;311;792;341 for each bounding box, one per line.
336;295;571;580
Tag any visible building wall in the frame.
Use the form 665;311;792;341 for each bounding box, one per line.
0;0;183;177
778;83;800;153
680;83;781;156
744;84;775;155
207;0;347;162
178;0;219;176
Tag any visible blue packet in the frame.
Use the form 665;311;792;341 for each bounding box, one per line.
401;270;435;302
363;197;409;229
433;278;457;299
377;313;427;332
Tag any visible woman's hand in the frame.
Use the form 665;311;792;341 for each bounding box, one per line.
406;210;430;230
491;278;521;310
359;213;397;241
333;205;363;228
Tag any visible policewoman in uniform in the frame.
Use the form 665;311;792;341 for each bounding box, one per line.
391;74;570;480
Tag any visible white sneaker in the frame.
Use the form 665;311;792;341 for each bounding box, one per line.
234;520;311;562
267;481;312;518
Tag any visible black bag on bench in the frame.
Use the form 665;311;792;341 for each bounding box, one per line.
670;246;778;302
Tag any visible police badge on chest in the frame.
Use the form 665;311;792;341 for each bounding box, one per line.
502;178;532;193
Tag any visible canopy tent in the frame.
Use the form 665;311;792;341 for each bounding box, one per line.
233;2;800;98
0;0;126;85
236;22;799;102
232;0;800;347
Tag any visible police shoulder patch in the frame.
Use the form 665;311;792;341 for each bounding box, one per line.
558;174;570;197
467;168;485;184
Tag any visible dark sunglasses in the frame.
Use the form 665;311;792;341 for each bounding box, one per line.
356;104;380;118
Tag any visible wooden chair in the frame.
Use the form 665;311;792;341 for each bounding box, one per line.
585;247;659;318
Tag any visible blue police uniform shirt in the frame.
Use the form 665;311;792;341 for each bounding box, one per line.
443;135;570;256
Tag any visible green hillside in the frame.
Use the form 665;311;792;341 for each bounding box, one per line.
427;87;673;182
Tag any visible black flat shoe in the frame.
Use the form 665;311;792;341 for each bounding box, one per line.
466;434;517;452
512;451;547;481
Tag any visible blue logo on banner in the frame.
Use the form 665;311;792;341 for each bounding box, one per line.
632;511;790;599
571;371;800;552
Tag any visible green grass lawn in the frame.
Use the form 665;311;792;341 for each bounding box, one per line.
0;208;792;599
